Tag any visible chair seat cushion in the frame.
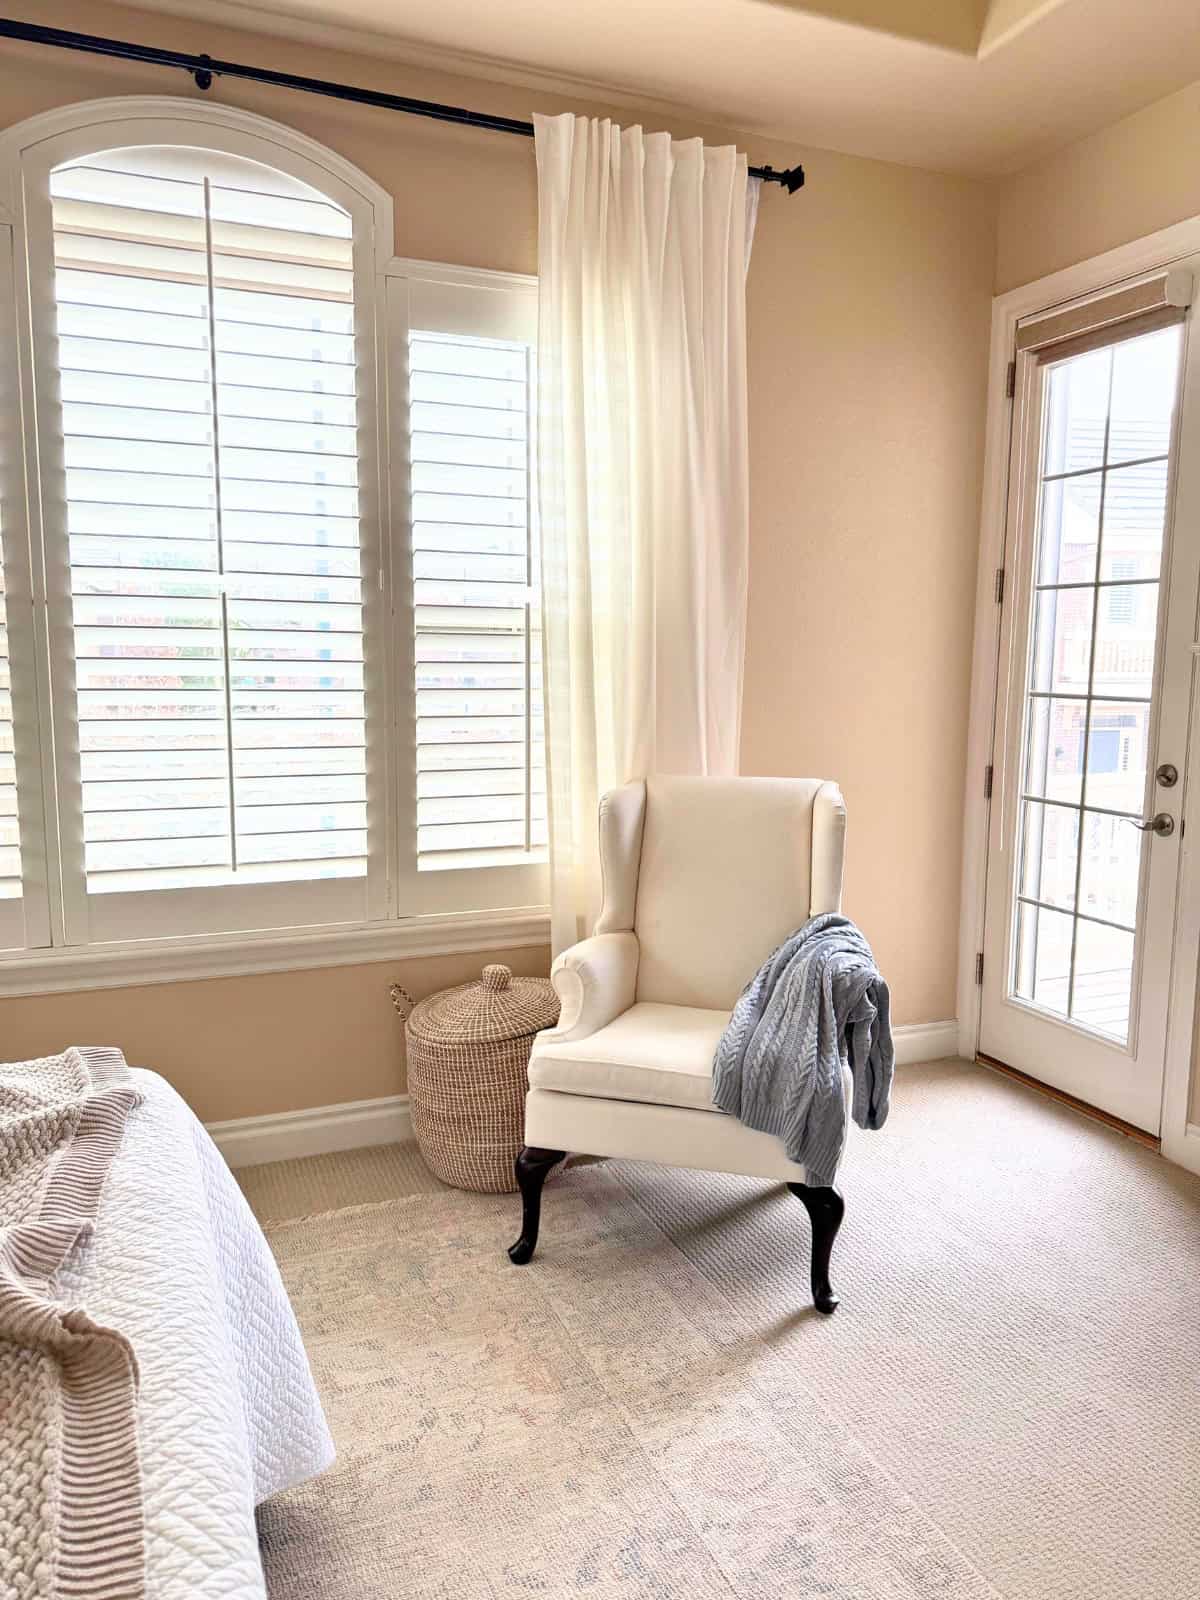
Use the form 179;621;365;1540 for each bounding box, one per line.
528;1003;730;1114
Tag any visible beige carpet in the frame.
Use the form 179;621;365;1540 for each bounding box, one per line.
236;1140;444;1218
252;1060;1200;1599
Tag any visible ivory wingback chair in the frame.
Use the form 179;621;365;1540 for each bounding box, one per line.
508;775;851;1313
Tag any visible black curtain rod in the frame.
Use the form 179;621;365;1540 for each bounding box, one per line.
0;18;806;193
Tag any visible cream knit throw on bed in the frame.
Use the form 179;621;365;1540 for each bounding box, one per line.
0;1047;143;1600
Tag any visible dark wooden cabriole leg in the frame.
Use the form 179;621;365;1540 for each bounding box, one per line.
507;1146;566;1265
787;1182;846;1314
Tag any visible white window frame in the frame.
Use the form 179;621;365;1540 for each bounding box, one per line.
0;219;53;954
0;97;549;992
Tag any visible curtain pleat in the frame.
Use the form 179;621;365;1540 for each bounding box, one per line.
534;114;757;951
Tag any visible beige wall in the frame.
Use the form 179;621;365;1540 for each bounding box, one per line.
0;946;550;1122
995;76;1200;293
740;155;993;1025
0;0;996;1119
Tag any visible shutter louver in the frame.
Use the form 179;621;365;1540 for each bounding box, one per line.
50;148;367;895
409;330;545;869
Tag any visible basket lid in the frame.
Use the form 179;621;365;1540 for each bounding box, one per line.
407;963;559;1045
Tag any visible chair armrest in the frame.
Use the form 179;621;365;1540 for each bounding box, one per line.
539;932;639;1045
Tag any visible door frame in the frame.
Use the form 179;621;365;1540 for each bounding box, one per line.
959;214;1200;1176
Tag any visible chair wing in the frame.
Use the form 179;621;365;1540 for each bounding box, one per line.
594;780;647;935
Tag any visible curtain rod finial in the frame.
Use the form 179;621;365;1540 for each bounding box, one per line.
753;163;806;195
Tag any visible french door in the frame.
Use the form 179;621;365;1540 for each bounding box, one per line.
980;265;1200;1133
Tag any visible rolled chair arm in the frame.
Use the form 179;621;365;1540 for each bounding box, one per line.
811;779;847;915
540;931;640;1045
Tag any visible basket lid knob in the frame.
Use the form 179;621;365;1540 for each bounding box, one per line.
481;963;513;992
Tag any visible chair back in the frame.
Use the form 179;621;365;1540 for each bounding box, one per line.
625;775;845;1011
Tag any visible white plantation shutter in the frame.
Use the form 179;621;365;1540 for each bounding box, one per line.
411;327;546;869
0;505;45;953
0;223;18;933
0;219;50;954
36;140;379;937
0;550;17;907
2;114;546;964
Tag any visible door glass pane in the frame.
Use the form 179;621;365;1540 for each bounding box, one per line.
1099;458;1168;581
1043;346;1110;476
1077;812;1141;929
1011;320;1182;1047
1090;582;1158;699
1024;697;1086;805
1082;700;1151;815
1108;326;1179;464
1019;800;1079;910
1038;473;1101;585
1030;587;1094;695
1072;921;1135;1040
1014;902;1073;1017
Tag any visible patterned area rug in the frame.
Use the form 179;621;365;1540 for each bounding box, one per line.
259;1163;1001;1599
256;1060;1200;1599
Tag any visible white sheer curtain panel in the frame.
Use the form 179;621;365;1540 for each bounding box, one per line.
534;112;758;951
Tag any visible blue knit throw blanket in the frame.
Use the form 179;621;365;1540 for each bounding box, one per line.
711;911;894;1187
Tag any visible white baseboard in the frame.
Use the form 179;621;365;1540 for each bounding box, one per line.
207;1094;411;1169
892;1020;961;1065
208;1018;962;1169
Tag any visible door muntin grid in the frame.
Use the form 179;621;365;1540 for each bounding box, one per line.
1011;324;1183;1045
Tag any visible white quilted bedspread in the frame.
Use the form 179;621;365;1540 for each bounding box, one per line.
55;1067;335;1599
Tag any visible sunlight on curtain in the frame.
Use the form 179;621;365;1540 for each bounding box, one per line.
534;113;757;950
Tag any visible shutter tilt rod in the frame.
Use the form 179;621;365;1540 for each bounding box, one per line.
0;18;806;193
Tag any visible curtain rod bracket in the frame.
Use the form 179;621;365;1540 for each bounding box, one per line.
192;54;214;92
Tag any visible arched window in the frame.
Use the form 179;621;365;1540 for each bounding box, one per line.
5;102;390;946
0;99;547;969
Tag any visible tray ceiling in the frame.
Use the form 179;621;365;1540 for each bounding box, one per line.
82;0;1200;174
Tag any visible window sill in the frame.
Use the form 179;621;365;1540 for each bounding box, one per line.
0;906;551;999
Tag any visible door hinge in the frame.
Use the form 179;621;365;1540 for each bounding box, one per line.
984;763;993;799
1005;360;1016;399
995;567;1006;605
975;951;985;986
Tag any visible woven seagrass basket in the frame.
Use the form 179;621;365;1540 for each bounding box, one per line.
402;963;559;1194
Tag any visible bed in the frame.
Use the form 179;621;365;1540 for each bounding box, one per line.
51;1061;334;1598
